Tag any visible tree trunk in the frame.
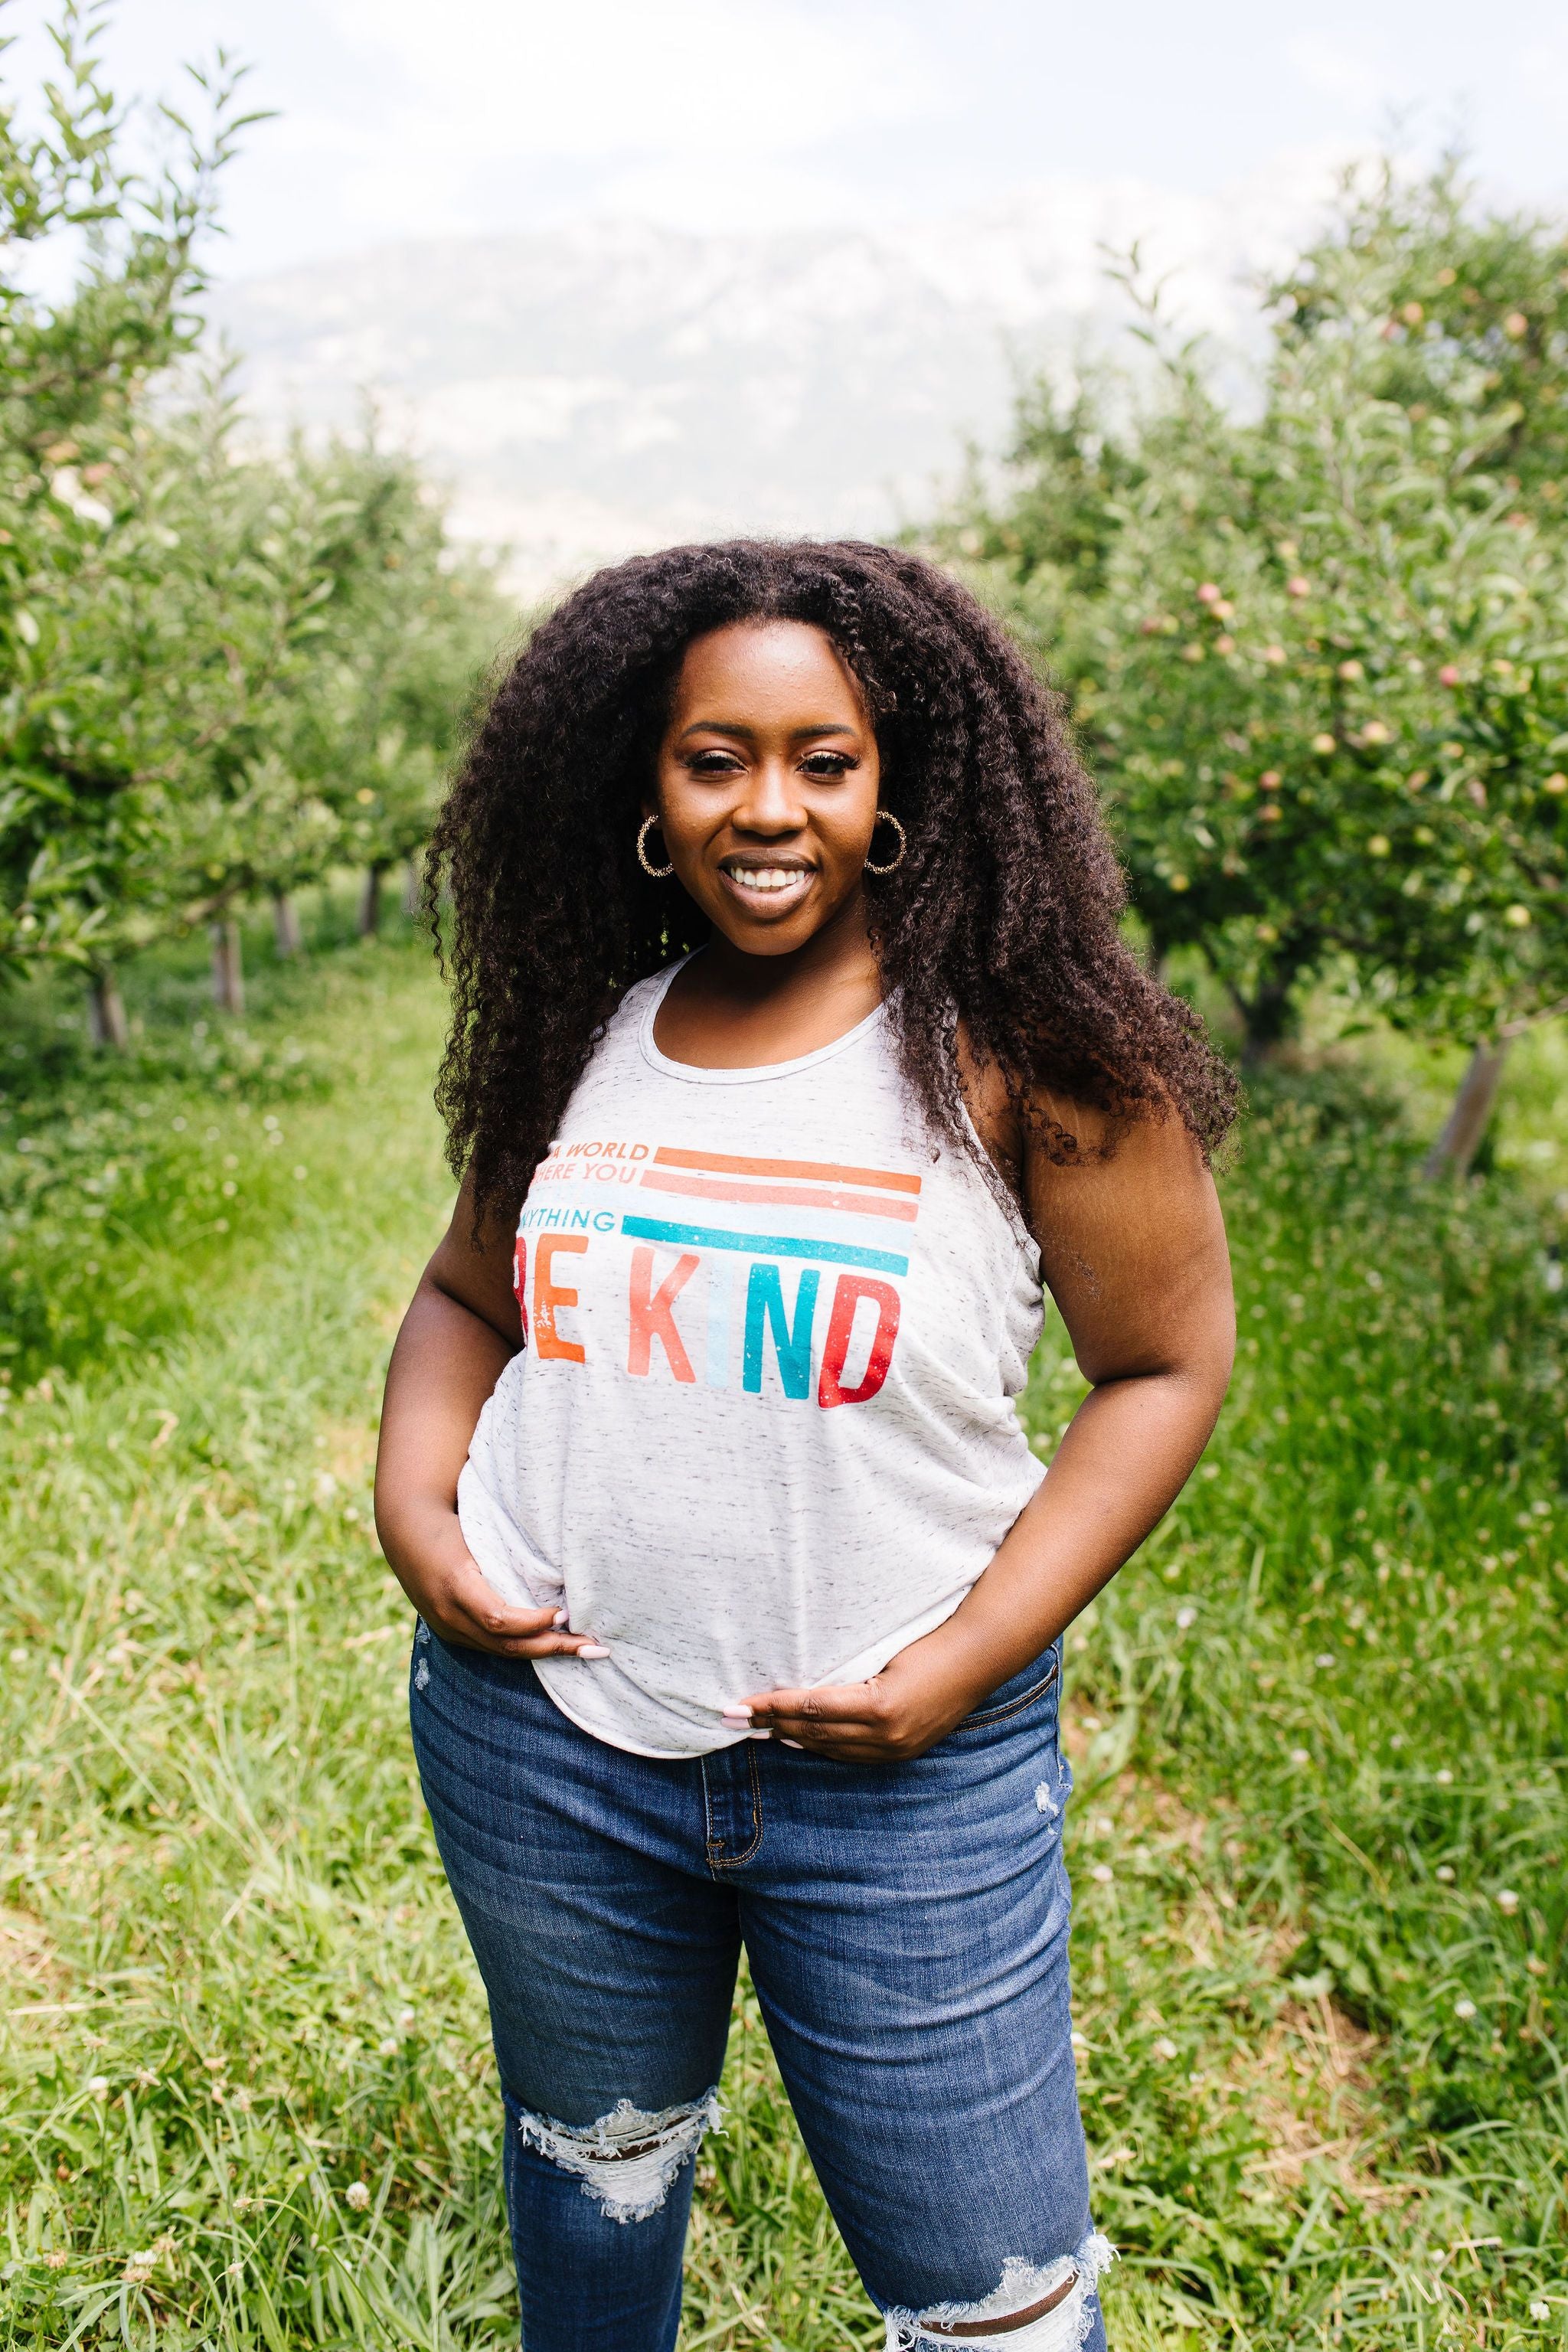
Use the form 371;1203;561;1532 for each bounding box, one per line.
402;858;422;920
273;889;302;958
211;918;245;1017
1236;975;1298;1070
87;966;128;1051
1422;1040;1511;1179
358;863;386;939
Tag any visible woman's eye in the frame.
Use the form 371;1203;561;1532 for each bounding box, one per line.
802;753;854;778
688;751;742;776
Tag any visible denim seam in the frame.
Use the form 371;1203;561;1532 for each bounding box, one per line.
960;1658;1060;1730
703;1741;764;1871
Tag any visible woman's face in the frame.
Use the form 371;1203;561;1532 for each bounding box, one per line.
649;619;881;959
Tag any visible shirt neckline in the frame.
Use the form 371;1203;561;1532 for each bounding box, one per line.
638;952;890;1086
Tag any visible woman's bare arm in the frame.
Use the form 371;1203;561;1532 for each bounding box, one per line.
740;1092;1236;1757
374;1176;601;1660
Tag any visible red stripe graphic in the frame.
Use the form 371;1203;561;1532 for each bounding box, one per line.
639;1168;918;1223
652;1145;921;1197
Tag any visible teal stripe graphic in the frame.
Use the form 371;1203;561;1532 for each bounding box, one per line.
622;1214;908;1278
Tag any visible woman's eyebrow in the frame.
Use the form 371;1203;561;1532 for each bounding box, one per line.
676;720;859;743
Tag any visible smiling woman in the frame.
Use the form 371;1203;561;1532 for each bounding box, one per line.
643;621;890;1062
374;538;1237;2350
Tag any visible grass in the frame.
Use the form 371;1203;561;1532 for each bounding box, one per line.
0;912;1563;2347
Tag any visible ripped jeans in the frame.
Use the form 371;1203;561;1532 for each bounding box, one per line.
411;1628;1109;2352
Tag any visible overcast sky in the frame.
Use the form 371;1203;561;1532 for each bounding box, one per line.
6;0;1566;279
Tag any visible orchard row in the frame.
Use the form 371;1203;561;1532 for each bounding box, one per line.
0;13;508;1038
931;162;1568;1168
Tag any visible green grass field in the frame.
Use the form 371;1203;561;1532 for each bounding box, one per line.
0;912;1563;2348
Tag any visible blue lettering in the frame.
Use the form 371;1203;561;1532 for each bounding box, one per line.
743;1263;820;1401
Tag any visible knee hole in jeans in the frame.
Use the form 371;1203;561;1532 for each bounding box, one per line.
887;2235;1115;2352
511;2090;721;2225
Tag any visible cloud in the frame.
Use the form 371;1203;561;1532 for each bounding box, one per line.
1517;26;1568;109
329;0;942;162
1285;31;1390;115
241;0;949;243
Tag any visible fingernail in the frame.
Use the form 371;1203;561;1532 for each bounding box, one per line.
781;1739;804;1751
720;1705;753;1721
577;1643;611;1660
746;1728;772;1741
552;1608;568;1626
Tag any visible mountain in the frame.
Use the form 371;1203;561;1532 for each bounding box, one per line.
212;163;1337;594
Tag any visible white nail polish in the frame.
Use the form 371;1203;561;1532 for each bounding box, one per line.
781;1739;804;1750
747;1729;772;1740
552;1608;568;1626
577;1643;611;1659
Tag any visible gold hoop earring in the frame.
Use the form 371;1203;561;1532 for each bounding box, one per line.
864;809;906;877
636;814;675;878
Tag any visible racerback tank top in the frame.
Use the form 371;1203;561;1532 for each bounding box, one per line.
457;958;1046;1757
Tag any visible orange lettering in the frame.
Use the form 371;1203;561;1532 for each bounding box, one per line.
533;1234;588;1362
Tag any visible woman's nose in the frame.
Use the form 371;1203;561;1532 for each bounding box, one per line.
733;760;808;835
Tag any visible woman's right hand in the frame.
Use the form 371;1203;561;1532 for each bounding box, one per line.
388;1513;607;1661
375;1189;610;1665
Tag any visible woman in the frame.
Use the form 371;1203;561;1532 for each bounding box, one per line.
375;540;1236;2351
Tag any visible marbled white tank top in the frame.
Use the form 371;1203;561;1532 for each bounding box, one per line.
457;957;1046;1757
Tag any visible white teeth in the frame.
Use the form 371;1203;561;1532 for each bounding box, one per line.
730;867;806;893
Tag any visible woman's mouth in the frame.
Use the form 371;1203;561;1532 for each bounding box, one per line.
718;861;814;912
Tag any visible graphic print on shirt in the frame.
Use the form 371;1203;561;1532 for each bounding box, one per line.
512;1138;920;1408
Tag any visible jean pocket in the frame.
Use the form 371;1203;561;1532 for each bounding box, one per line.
956;1646;1060;1730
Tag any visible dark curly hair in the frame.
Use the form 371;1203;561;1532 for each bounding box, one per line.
426;538;1238;1227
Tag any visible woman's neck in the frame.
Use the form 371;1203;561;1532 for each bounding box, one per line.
654;895;883;1070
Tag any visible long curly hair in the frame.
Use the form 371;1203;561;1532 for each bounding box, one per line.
426;539;1238;1227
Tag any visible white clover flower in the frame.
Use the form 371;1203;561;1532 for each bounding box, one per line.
1495;1890;1521;1914
1289;1747;1311;1767
1090;1864;1114;1885
1530;2301;1551;2321
377;2036;400;2057
1175;1607;1196;1630
1152;2036;1178;2061
1454;1998;1478;2020
1436;1866;1455;1883
1314;1651;1335;1669
87;2076;109;2099
1435;1769;1454;1785
344;2181;371;2211
397;2008;416;2032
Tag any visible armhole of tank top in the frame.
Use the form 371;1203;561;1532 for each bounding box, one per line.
956;1091;1043;1284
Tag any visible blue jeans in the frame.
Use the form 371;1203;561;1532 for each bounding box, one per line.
410;1625;1110;2351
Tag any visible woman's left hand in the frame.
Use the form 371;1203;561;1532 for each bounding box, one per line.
726;1632;981;1762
